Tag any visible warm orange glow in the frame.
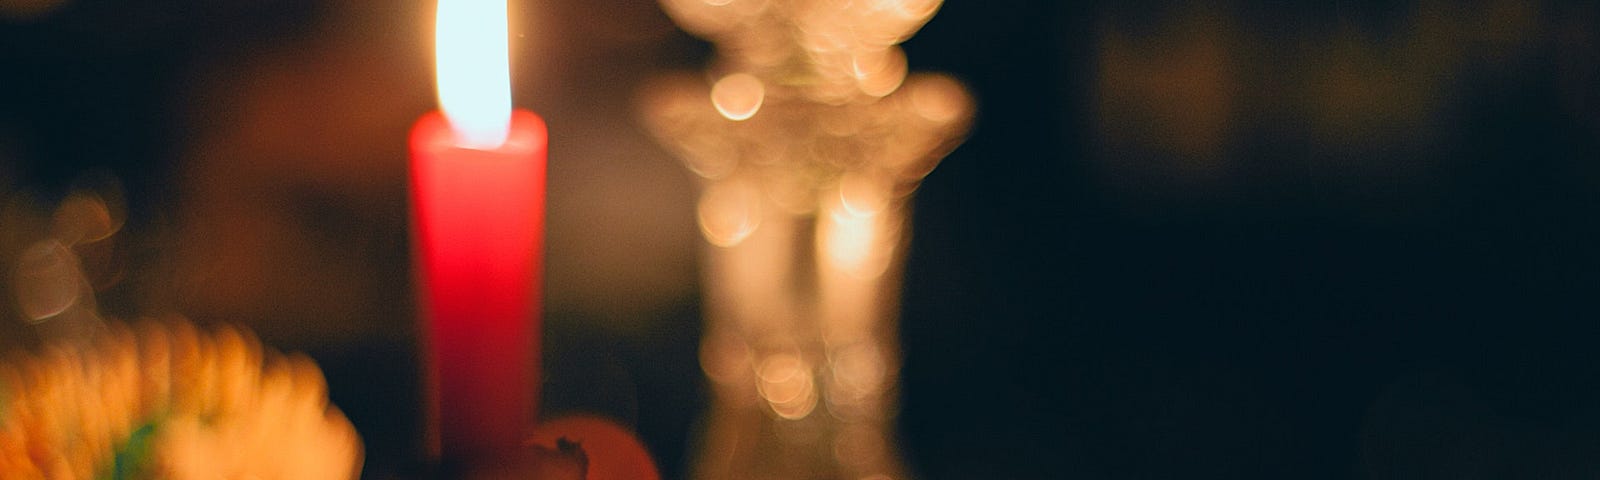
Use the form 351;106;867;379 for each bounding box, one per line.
646;0;960;477
699;329;754;386
854;47;907;97
529;416;662;480
838;172;892;218
822;202;893;278
0;321;362;479
827;343;887;406
697;178;762;247
710;73;764;121
710;212;799;335
13;241;82;322
435;0;512;149
757;353;818;419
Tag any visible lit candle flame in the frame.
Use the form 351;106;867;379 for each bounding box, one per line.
436;0;513;149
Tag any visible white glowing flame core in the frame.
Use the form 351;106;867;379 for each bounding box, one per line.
436;0;512;150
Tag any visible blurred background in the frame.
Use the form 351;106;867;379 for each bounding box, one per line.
2;0;1599;478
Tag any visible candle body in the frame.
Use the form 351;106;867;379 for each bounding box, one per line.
410;109;547;460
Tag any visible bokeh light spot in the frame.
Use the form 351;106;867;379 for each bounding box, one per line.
711;73;766;121
855;47;908;97
908;74;969;124
697;179;762;247
838;172;893;218
757;353;817;419
13;241;81;323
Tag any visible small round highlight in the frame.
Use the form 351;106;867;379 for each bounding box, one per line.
854;47;908;97
697;179;763;247
711;73;766;121
53;191;122;244
828;343;888;403
908;74;970;124
13;241;82;323
757;353;818;420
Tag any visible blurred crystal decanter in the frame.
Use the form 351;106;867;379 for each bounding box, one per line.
642;1;971;478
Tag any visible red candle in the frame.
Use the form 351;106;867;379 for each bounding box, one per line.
411;0;545;461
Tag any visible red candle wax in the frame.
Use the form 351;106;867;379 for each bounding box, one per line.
410;108;547;460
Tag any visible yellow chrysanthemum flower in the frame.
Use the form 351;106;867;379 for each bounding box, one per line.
0;319;363;480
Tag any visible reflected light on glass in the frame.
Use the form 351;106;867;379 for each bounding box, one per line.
825;343;889;422
838;172;892;218
756;354;817;420
710;211;800;337
875;0;940;21
52;192;121;245
766;175;820;215
908;74;970;124
659;0;767;38
855;47;908;97
13;241;82;323
821;202;897;279
711;73;765;121
825;211;875;274
832;425;889;468
697;179;763;247
647;0;967;475
679;135;740;179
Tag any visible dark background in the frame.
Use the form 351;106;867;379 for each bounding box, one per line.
4;1;1600;479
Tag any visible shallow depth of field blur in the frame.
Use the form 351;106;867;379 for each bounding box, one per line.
2;1;1598;478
